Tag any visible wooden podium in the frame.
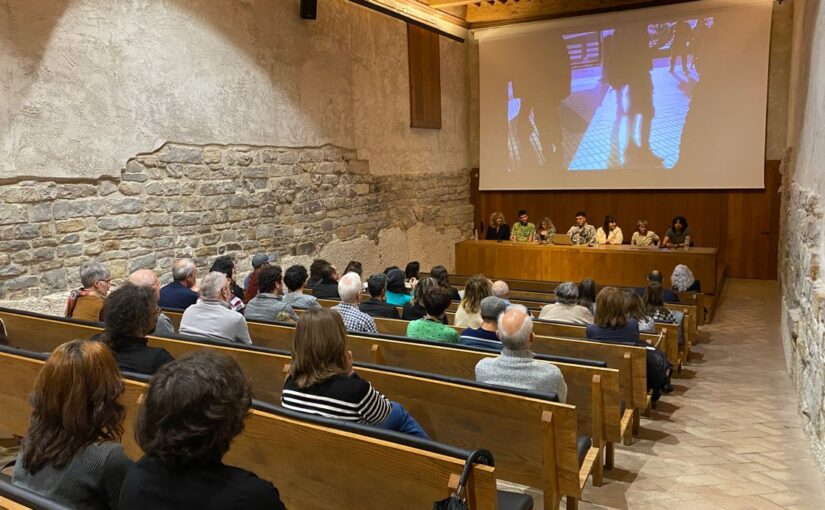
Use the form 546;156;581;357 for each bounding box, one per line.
455;240;719;293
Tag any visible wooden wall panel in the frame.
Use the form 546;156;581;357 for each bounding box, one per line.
407;23;442;129
469;161;781;280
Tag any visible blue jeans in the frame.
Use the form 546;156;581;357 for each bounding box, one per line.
376;402;429;439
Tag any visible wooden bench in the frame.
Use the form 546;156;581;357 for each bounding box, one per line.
0;309;598;509
0;345;509;510
0;476;73;510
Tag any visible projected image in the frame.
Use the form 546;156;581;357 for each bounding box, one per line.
507;18;714;172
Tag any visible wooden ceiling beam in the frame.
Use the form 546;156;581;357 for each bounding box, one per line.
466;0;699;26
427;0;478;8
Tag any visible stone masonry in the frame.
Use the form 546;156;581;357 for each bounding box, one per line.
0;143;473;300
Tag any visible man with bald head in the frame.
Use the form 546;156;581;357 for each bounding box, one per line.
129;268;175;336
635;269;680;303
159;258;199;310
491;280;511;305
474;305;567;402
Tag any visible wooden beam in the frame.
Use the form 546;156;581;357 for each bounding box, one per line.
467;0;698;26
428;0;477;8
351;0;469;40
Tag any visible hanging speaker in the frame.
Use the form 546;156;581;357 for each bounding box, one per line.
300;0;317;20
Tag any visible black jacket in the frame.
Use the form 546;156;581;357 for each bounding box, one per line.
359;298;401;319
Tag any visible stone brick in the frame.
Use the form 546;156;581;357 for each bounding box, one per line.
99;180;119;196
0;205;28;225
6;275;38;290
55;184;97;200
129;253;157;272
53;200;106;219
41;268;66;290
118;182;143;196
0;265;24;278
159;145;203;164
108;198;144;214
98;215;144;230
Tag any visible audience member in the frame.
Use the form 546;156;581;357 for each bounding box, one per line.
402;277;446;323
636;270;680;303
158;258;199;310
13;340;131;510
312;261;340;299
244;266;298;323
385;268;412;306
475;305;568;402
382;265;400;275
596;215;624;245
566;211;597;245
454;275;492;329
210;256;245;311
359;273;401;319
430;265;460;301
282;309;428;438
577;278;597;313
534;217;556;243
128;269;175;336
179;272;252;344
281;265;322;309
662;216;693;248
119;351;285;510
344;260;363;276
630;220;659;247
587;287;641;343
624;288;656;333
332;272;378;334
642;282;677;324
459;296;506;351
405;285;459;344
66;263;111;322
243;253;271;303
486;211;510;241
510;209;536;242
100;284;174;375
404;261;420;288
307;259;330;288
491;280;511;304
671;264;701;292
538;282;594;325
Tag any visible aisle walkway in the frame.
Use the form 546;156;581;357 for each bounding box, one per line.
576;279;825;509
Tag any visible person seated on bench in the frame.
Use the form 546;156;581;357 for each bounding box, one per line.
430;265;461;301
623;288;655;334
331;272;378;334
406;285;460;344
66;262;111;322
244;266;298;323
642;282;677;324
282;309;429;438
210;256;245;312
159;258;199;310
385;268;412;306
312;261;341;299
671;264;701;293
475;305;568;402
404;261;420;289
359;273;401;319
635;270;680;303
119;351;286;510
128;269;175;337
14;340;132;510
307;258;329;288
402;277;447;324
179;272;252;345
491;280;511;305
460;296;507;351
538;282;594;325
100;284;174;375
578;278;597;314
281;265;322;310
454;275;492;329
243;253;271;303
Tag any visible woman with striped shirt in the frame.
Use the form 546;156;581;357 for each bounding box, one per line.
282;308;429;438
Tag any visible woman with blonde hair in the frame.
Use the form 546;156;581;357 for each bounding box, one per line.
534;217;556;243
13;340;131;509
630;219;659;247
282;308;428;437
485;211;510;241
454;275;492;329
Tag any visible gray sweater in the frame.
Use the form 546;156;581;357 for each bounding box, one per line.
13;442;132;510
475;348;568;403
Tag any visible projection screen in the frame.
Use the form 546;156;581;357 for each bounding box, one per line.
477;0;772;190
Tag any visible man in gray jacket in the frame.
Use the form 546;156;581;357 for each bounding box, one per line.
179;271;252;345
474;305;567;402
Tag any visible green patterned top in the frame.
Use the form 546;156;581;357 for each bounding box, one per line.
511;222;537;242
406;318;460;344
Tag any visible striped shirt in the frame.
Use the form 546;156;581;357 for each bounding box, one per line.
282;373;392;425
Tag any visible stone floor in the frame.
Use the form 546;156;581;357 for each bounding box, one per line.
568;279;825;509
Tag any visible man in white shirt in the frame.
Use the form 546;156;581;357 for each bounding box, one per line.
180;271;252;344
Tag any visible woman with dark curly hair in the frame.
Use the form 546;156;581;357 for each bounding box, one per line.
13;340;131;510
119;351;285;510
100;283;173;375
429;265;460;301
662;216;694;249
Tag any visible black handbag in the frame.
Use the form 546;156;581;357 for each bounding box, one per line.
433;450;494;510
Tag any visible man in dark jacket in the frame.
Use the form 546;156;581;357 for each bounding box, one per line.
359;274;401;319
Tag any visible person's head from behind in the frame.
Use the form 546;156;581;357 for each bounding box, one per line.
594;287;627;329
671;264;695;292
251;253;271;271
344;260;363;277
412;277;438;306
383;266;400;275
257;266;284;295
636;220;649;235
575;211;587;227
430;265;450;288
492;280;510;300
22;340;124;474
578;279;596;305
423;285;452;319
128;268;161;301
497;305;533;350
200;271;232;304
647;270;664;284
338;272;363;304
172;258;198;288
283;265;309;292
643;281;665;310
289;308;348;389
135;351;251;468
210;255;236;283
517;209;528;225
480;296;507;328
603;215;617;233
385;268;408;295
367;273;388;300
623;289;646;320
554;282;579;305
461;275;492;314
405;261;420;281
309;259;330;284
489;211;505;227
671;216;688;233
103;283;158;345
319;261;338;283
80;262;111;296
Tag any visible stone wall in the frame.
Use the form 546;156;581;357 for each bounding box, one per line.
0;143;473;300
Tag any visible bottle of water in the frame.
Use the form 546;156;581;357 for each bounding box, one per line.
473;229;478;241
684;235;691;250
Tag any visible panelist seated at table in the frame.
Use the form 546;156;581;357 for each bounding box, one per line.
566;211;597;245
630;219;660;247
510;209;536;242
534;217;556;243
595;215;624;245
662;216;694;248
485;211;511;241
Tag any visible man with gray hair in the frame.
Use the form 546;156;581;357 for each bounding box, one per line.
128;269;175;337
66;262;111;321
179;271;252;344
491;280;511;305
159;258;199;310
475;305;567;402
538;281;594;325
460;296;506;351
331;272;378;334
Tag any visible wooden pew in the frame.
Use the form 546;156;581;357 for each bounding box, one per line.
0;476;73;510
0;309;598;509
0;346;505;510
